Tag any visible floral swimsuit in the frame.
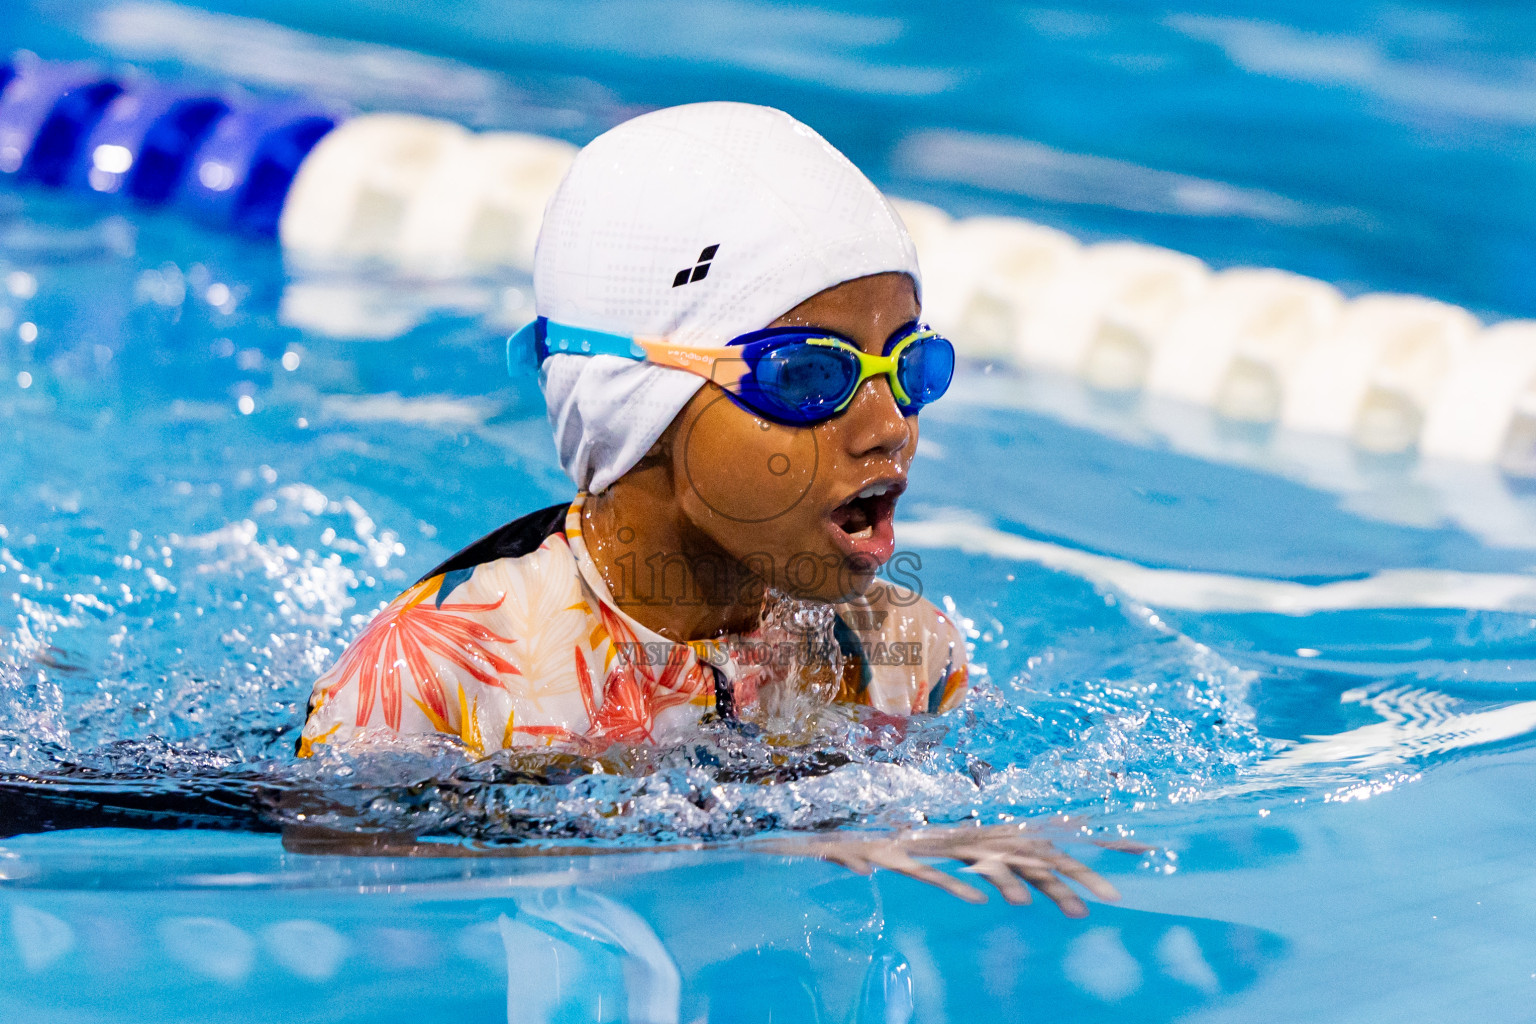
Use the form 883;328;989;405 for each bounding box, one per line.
298;496;969;757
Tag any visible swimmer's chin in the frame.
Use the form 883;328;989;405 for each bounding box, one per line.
823;534;897;604
786;552;884;605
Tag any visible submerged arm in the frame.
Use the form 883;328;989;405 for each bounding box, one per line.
281;819;1143;916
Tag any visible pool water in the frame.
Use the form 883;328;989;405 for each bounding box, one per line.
0;2;1535;1021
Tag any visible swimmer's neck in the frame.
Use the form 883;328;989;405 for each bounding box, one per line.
582;471;766;642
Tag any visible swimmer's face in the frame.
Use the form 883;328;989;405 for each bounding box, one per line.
666;271;920;603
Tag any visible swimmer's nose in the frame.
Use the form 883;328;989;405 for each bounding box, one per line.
838;374;910;459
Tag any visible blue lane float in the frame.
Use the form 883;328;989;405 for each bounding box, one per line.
0;57;122;185
174;98;339;236
0;54;339;235
71;83;229;203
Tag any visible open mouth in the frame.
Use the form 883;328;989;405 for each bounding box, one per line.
828;479;905;563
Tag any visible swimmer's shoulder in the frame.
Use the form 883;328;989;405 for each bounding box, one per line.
416;501;570;586
298;501;575;755
833;583;969;715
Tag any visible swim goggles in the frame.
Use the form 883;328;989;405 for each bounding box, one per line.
510;317;955;427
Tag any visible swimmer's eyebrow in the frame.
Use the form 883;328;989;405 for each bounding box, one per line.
767;318;922;340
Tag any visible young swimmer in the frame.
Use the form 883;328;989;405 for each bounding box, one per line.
295;102;1128;913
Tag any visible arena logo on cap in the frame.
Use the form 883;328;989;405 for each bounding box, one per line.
672;244;719;287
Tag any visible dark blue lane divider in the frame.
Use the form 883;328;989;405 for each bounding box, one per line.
0;59;121;184
0;53;342;236
71;84;229;203
175;97;338;236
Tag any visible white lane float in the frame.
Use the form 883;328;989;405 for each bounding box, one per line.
999;241;1211;389
905;208;1081;361
278;112;472;266
394;130;576;277
5;55;1532;474
1144;268;1342;421
1421;320;1536;468
1281;294;1480;453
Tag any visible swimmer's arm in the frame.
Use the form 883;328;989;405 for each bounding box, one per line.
281;820;1143;916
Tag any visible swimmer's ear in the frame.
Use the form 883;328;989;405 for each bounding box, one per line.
635;424;677;472
634;440;664;470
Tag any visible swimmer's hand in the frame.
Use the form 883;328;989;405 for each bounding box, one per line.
762;823;1143;917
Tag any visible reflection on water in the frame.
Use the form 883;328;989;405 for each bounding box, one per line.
0;829;1286;1023
0;2;1534;1018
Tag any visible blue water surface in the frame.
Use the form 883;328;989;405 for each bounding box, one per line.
0;1;1533;1021
31;0;1534;318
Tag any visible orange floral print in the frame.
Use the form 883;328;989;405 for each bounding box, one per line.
320;576;520;730
298;494;968;756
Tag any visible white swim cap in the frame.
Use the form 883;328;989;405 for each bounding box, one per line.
534;101;921;494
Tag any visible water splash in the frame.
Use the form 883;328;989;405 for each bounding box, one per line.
0;192;1524;849
719;588;846;742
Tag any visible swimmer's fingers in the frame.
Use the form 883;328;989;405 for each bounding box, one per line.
1029;849;1122;904
908;832;1051;861
865;846;988;905
1008;861;1090;919
957;836;1123;906
958;852;1034;906
769;831;1122;912
816;847;875;876
951;841;1117;916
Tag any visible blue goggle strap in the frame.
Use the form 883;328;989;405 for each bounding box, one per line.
507;317;648;376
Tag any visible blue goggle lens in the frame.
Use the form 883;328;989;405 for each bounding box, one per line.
750;344;860;420
897;335;955;410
